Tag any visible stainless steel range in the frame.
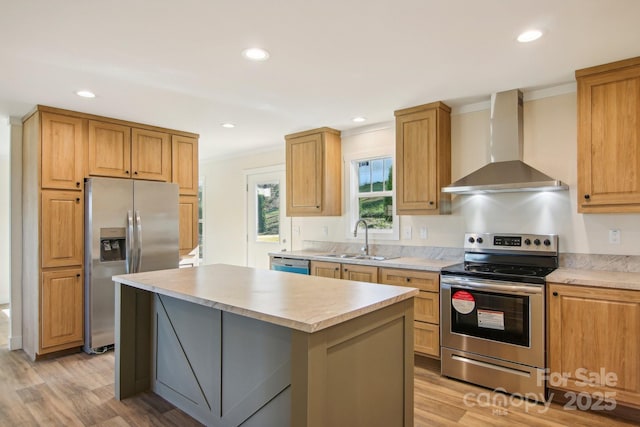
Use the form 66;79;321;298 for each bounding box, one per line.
440;232;559;399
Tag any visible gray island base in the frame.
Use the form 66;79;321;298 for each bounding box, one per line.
113;264;417;427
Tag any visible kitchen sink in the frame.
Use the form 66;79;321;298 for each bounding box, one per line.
318;253;397;261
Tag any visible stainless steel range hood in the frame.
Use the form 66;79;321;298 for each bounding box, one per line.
442;89;568;194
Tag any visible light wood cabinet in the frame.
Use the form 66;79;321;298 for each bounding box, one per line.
40;112;84;191
576;56;640;213
310;261;341;278
41;190;83;268
394;102;451;215
172;135;199;195
131;128;171;181
88;121;172;181
380;268;440;358
285;127;341;216
22;105;199;360
40;268;84;353
179;196;199;256
548;283;640;408
341;264;378;283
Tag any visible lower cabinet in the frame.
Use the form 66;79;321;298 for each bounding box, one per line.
379;268;440;358
547;283;640;408
40;268;84;353
310;261;378;283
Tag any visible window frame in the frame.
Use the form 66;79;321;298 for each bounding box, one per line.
345;149;399;241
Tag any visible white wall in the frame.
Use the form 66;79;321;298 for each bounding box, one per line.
200;90;640;267
200;147;285;265
0;119;10;304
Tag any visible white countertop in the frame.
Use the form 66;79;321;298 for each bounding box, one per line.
546;268;640;291
270;250;456;272
113;263;419;333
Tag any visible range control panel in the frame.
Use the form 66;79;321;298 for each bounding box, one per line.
464;232;558;254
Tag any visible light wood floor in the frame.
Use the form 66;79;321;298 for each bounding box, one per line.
0;311;637;426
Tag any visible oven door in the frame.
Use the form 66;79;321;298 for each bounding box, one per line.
441;275;544;368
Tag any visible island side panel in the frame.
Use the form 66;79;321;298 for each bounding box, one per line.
291;298;415;427
115;283;152;400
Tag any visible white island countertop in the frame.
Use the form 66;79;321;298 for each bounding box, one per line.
113;263;418;333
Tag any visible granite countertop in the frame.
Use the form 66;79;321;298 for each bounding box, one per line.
113;263;418;333
546;268;640;291
270;250;455;272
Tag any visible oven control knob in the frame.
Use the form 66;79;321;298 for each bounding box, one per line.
534;238;541;246
468;237;475;243
476;237;483;244
543;239;551;246
524;238;531;245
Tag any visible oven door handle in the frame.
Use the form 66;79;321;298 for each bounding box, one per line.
441;277;543;295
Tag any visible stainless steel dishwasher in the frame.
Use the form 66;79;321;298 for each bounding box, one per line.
270;256;310;275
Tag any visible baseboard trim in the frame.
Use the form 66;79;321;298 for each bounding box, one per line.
8;335;23;350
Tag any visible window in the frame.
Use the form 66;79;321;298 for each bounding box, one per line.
349;155;398;239
198;178;204;261
256;182;280;242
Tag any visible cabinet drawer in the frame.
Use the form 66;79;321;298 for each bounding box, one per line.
415;291;439;324
414;321;439;357
379;268;439;292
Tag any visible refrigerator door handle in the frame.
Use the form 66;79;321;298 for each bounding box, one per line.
135;210;143;272
126;210;134;273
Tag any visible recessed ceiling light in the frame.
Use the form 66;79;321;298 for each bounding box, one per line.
76;90;96;98
352;117;367;123
221;123;235;128
517;30;543;43
242;48;270;61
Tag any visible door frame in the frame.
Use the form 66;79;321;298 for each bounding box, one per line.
243;164;290;268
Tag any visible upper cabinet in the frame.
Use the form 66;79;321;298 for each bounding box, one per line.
172;135;199;196
41;112;85;191
576;56;640;213
394;102;451;215
285;127;341;216
88;120;171;182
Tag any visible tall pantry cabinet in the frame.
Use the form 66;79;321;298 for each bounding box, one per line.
22;106;199;360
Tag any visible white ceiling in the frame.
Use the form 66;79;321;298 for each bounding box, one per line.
1;0;639;160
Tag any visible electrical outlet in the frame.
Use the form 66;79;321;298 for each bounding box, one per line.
609;229;620;244
322;226;329;237
293;226;301;236
402;226;412;240
420;227;428;239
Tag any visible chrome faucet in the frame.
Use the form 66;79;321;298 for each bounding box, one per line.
353;219;369;256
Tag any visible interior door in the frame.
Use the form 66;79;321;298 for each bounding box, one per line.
246;168;291;269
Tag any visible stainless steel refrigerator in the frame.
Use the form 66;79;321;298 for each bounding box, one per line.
84;177;179;353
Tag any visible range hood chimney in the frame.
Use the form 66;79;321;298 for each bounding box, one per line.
442;89;568;194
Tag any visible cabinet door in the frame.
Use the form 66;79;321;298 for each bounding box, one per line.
396;108;438;213
415;291;439;324
548;283;640;407
414;322;439;357
179;195;199;256
172;135;199;195
40;268;84;352
88;120;132;178
310;261;341;278
286;133;323;215
132;128;171;181
379;268;439;292
41;190;83;268
41;112;85;191
341;264;378;283
577;60;640;212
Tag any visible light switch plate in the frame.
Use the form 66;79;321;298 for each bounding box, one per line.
403;226;412;240
420;227;428;239
609;229;620;244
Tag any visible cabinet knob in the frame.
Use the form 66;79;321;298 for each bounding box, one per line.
125;170;130;174
429;201;434;205
76;273;81;277
584;194;590;200
406;277;411;282
552;291;558;296
76;197;80;203
316;205;320;209
76;182;80;187
335;267;339;271
134;171;138;175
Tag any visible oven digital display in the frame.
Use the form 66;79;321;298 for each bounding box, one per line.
493;236;521;247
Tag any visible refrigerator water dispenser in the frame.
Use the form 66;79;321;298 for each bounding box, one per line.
99;227;126;262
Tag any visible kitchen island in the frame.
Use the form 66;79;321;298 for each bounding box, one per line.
112;263;418;427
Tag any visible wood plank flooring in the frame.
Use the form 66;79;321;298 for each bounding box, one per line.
0;311;637;426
